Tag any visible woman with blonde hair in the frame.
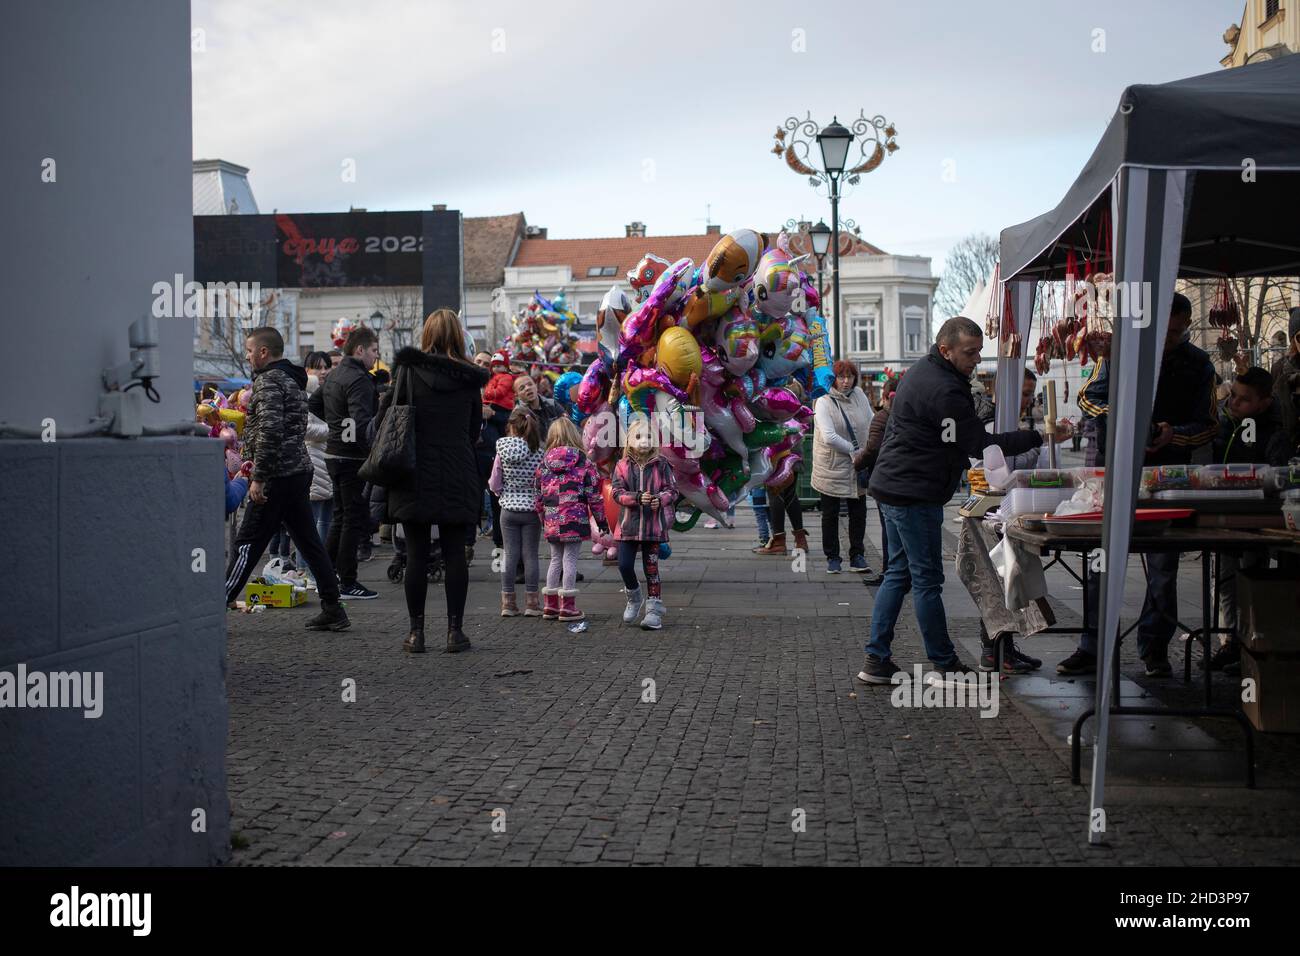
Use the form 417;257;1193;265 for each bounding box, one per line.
382;308;489;653
533;417;609;621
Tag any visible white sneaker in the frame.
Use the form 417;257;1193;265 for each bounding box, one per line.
623;587;644;624
641;597;664;630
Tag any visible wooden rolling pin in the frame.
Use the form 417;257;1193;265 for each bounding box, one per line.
1044;379;1058;469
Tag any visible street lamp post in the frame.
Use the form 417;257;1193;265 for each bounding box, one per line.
370;309;387;360
817;118;852;360
808;219;831;321
772;111;898;360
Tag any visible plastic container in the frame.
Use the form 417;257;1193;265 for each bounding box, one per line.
998;487;1077;519
1141;465;1195;492
1267;465;1300;494
997;469;1074;490
1283;491;1300;532
1194;464;1265;490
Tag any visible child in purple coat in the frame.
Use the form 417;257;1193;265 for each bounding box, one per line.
611;417;678;630
535;418;609;622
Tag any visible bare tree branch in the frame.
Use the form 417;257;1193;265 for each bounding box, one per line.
935;233;1000;322
368;287;423;359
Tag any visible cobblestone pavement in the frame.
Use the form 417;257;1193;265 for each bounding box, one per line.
226;503;1300;866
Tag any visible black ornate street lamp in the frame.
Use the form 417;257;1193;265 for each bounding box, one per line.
783;216;861;330
808;219;831;309
773;111;898;359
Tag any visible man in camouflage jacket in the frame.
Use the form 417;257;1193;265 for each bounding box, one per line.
223;328;349;631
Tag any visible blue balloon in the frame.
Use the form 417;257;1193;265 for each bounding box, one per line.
658;542;671;560
555;370;584;422
812;365;835;400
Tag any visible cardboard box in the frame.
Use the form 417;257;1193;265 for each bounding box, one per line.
242;580;308;608
1236;569;1300;653
1241;646;1300;734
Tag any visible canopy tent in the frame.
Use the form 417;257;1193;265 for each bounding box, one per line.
995;54;1300;845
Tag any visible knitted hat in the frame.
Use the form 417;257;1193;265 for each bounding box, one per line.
490;350;510;371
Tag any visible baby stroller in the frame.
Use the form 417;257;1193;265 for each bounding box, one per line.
386;523;444;583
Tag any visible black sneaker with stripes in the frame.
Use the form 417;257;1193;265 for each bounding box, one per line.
339;583;379;600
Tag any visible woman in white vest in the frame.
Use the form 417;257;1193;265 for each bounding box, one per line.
812;360;875;575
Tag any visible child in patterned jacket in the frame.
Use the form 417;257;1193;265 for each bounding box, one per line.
488;408;546;617
611;416;679;630
535;418;610;622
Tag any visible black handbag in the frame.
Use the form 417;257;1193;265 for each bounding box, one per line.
834;400;871;490
359;366;417;488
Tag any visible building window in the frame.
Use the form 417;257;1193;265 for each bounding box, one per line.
587;265;619;277
1265;0;1280;21
851;311;878;354
904;306;927;354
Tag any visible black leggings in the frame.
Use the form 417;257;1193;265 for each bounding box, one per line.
768;483;804;535
403;521;469;622
618;540;661;598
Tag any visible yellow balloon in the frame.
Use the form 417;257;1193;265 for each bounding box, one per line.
218;407;246;435
655;326;702;388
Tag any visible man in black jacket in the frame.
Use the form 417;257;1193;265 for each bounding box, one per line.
860;317;1067;684
225;328;349;630
1058;294;1217;677
309;325;380;600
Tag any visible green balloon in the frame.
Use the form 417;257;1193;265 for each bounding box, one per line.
742;422;791;449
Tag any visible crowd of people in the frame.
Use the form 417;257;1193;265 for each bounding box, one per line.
220;300;1300;680
222;309;680;652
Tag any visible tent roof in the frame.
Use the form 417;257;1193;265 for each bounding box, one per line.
1001;55;1300;281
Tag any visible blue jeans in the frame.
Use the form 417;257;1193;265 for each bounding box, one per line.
751;489;771;543
865;502;956;666
1078;551;1179;660
311;499;333;551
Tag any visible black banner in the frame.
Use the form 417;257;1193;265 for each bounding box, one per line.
194;209;462;313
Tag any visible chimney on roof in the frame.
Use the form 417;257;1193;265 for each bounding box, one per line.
705;223;721;236
432;203;447;211
625;221;646;238
526;225;547;239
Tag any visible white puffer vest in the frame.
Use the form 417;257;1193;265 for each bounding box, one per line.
496;436;544;511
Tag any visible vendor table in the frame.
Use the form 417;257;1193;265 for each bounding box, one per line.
1004;524;1267;788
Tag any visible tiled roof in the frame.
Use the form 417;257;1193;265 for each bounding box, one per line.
511;229;886;279
463;212;526;286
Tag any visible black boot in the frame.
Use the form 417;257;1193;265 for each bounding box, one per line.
445;614;471;654
403;614;426;654
305;600;351;632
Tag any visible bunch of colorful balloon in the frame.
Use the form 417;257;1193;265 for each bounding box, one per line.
506;291;581;375
574;229;833;532
196;385;252;479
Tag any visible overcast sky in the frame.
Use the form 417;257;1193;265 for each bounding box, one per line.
192;0;1237;270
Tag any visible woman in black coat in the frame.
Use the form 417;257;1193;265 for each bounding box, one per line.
383;309;490;654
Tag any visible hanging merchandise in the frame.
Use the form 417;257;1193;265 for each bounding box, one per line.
1209;278;1243;361
984;262;1001;340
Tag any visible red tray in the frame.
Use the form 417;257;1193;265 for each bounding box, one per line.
1045;508;1194;522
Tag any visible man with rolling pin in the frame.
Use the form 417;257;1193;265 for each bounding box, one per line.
1057;293;1217;678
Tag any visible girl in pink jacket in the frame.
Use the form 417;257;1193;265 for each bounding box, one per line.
534;418;609;622
611;417;678;630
